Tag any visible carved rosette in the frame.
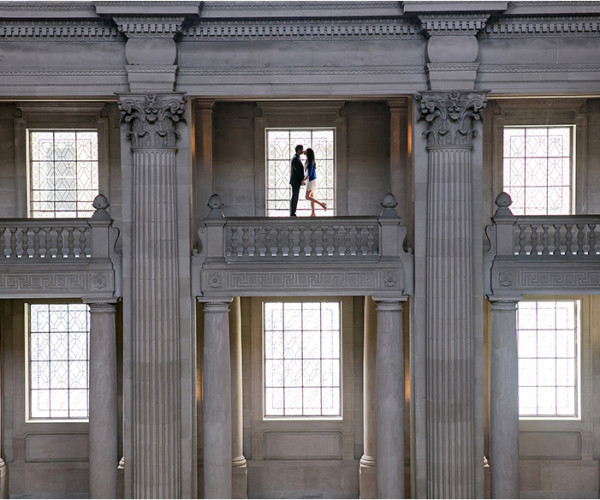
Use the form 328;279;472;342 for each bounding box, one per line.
118;93;186;148
416;91;487;148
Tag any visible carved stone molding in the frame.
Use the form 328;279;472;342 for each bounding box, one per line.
178;66;425;77
181;18;419;41
0;21;122;40
118;93;187;148
415;91;487;148
418;14;490;35
113;16;185;38
481;16;600;38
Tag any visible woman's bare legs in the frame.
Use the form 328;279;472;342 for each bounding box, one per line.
306;189;327;216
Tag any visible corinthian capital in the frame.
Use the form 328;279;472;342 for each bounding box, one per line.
118;93;187;148
415;91;487;148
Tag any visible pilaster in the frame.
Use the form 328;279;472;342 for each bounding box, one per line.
359;296;378;499
373;297;406;499
86;301;119;499
202;299;233;499
488;297;521;499
118;92;187;499
415;90;487;498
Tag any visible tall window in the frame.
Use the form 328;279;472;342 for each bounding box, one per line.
503;126;574;215
29;130;99;218
263;301;341;417
266;129;335;217
517;300;580;419
27;304;90;421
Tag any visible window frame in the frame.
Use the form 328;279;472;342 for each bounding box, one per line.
13;102;109;218
502;125;576;215
25;302;91;423
262;300;343;420
489;98;588;217
517;295;593;436
27;128;100;218
253;101;348;216
265;127;337;218
517;298;581;421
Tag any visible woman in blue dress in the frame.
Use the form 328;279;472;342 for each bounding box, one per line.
303;148;327;216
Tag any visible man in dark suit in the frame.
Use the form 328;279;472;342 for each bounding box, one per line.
289;144;305;216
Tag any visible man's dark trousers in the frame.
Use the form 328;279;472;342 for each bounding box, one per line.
289;153;304;216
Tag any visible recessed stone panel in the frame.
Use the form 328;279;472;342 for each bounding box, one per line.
26;434;88;462
520;432;581;460
263;431;343;460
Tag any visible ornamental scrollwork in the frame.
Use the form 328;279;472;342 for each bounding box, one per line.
415;91;487;148
118;94;187;148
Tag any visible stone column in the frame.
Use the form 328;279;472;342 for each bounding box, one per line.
203;300;233;499
360;296;377;498
374;298;405;499
230;297;247;498
88;301;118;499
488;298;520;499
416;91;487;498
118;93;187;499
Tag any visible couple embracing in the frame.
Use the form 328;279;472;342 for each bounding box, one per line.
289;144;327;217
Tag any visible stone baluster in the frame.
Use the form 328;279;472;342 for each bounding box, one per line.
118;93;187;498
86;301;118;499
416;91;487;498
202;299;233;498
488;297;521;499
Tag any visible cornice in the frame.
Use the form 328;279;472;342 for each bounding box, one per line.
0;20;123;40
418;14;490;35
181;18;420;41
114;16;185;38
201;1;398;12
478;63;600;73
178;66;426;77
481;16;600;37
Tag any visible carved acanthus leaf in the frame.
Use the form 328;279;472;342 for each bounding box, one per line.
118;93;187;148
415;91;487;148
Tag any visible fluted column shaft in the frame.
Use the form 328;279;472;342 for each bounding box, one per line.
88;302;118;499
230;297;247;498
416;91;487;498
489;299;520;499
375;299;405;499
360;296;378;498
204;301;232;499
119;94;187;499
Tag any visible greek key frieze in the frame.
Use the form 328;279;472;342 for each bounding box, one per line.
518;270;600;288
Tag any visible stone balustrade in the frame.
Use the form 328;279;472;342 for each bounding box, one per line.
512;216;600;257
485;192;600;296
225;217;380;260
0;221;92;259
193;193;413;299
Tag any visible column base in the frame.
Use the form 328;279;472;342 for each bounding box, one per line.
359;455;377;499
0;458;8;499
232;456;248;499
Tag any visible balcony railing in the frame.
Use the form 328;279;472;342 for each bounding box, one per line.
225;217;380;259
512;216;599;257
0;221;92;259
484;192;600;296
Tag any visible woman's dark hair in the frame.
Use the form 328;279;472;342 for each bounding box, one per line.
305;148;315;164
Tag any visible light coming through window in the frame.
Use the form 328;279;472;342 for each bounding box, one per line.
29;130;99;218
503;126;574;215
27;303;90;421
263;302;341;417
266;129;335;217
517;300;580;419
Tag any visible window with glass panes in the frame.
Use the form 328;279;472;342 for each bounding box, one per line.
503;126;574;215
517;300;580;418
27;304;90;420
29;130;99;218
263;302;341;417
266;129;335;217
